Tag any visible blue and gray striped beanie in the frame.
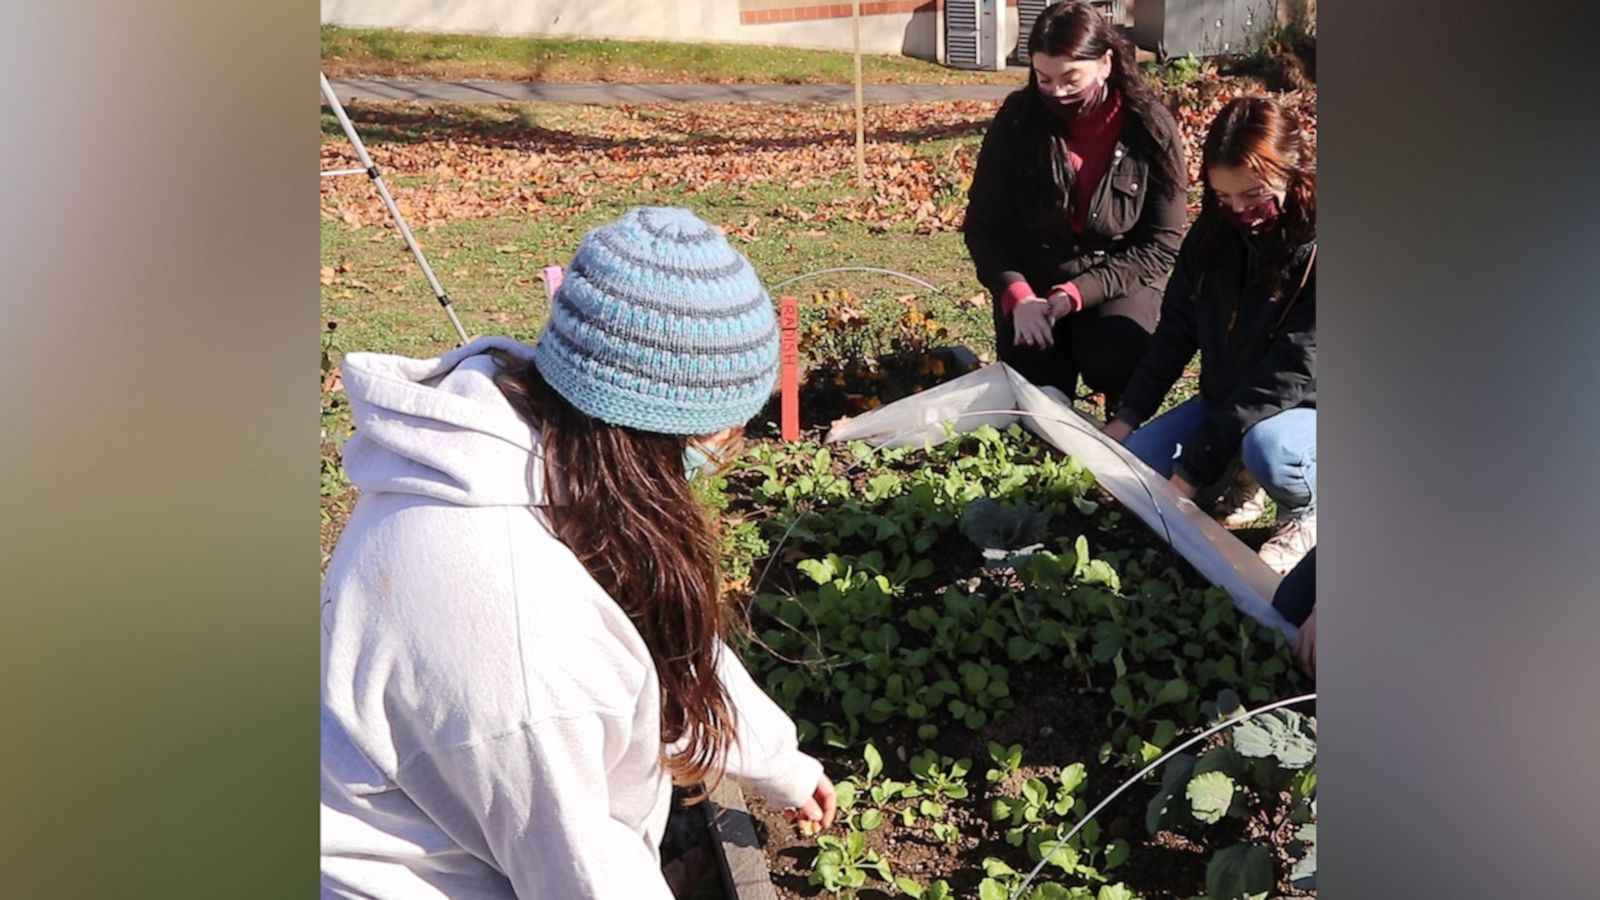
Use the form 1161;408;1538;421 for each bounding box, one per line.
530;207;780;436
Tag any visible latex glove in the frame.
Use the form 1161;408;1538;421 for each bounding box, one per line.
1011;297;1054;348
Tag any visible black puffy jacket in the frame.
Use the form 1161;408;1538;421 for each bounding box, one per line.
963;89;1187;310
1115;229;1317;487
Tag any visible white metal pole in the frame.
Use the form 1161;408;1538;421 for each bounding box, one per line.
852;0;866;189
319;72;470;346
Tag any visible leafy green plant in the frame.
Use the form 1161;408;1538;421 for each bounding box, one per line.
829;781;882;833
838;736;915;826
320;450;349;527
961;497;1053;567
987;763;1128;882
721;429;1311;897
1204;843;1273;900
860;743;912;807
1185;771;1236;825
717;515;768;589
1142;53;1204;92
991;765;1086;832
831;743;913;832
985;741;1023;783
975;856;1140;900
976;857;1026;900
809;831;892;893
906;750;970;804
1143;694;1318;899
1023;880;1142;900
894;877;955;900
947;659;1012;729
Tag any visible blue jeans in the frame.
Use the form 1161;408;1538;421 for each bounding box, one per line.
1125;398;1317;512
1272;546;1316;626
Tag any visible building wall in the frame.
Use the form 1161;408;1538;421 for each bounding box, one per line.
322;0;1021;63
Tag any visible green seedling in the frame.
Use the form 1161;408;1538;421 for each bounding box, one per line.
985;741;1023;782
809;830;892;893
906;750;970;802
992;764;1088;832
853;742;912;827
893;877;955;900
976;858;1025;900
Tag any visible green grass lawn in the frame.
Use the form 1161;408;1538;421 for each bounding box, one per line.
318;97;1220;443
318;98;1007;560
320;100;999;364
321;25;1019;85
312;89;1289;559
320;152;994;368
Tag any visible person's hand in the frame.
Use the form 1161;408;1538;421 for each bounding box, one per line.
1102;419;1133;444
1169;473;1197;499
1011;297;1054;349
1045;289;1077;321
1294;609;1316;679
784;774;837;834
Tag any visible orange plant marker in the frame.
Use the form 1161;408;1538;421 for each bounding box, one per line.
780;296;800;442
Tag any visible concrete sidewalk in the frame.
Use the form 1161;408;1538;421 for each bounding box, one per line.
325;77;1018;106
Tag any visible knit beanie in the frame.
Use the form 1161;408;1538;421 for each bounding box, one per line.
530;207;780;436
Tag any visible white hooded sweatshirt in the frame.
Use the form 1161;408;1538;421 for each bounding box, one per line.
321;337;822;899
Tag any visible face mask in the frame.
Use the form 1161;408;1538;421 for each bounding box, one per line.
683;436;737;480
1039;78;1105;119
1223;196;1282;234
683;443;716;480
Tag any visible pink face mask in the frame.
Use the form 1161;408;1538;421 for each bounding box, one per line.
1222;197;1282;233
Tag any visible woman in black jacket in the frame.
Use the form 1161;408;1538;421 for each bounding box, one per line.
963;1;1186;409
1103;96;1316;575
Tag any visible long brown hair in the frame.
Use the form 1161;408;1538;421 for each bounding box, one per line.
1015;1;1185;218
1192;96;1317;295
491;353;735;798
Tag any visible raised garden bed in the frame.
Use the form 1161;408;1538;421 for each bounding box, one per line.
701;425;1316;900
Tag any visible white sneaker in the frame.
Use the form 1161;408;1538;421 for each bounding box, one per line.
1212;469;1270;529
1259;508;1316;575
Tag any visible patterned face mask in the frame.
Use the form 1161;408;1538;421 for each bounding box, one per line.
683;442;717;480
1039;78;1106;119
1222;196;1282;234
683;434;741;480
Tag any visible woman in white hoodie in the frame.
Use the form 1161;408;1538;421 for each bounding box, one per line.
321;207;834;899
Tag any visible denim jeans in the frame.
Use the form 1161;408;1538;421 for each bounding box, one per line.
1124;398;1317;512
1272;546;1317;626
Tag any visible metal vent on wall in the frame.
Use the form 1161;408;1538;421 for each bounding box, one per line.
1014;1;1128;64
1014;0;1054;63
945;0;980;69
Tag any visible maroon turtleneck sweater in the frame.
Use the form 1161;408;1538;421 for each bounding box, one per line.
1001;88;1126;318
1064;87;1124;233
